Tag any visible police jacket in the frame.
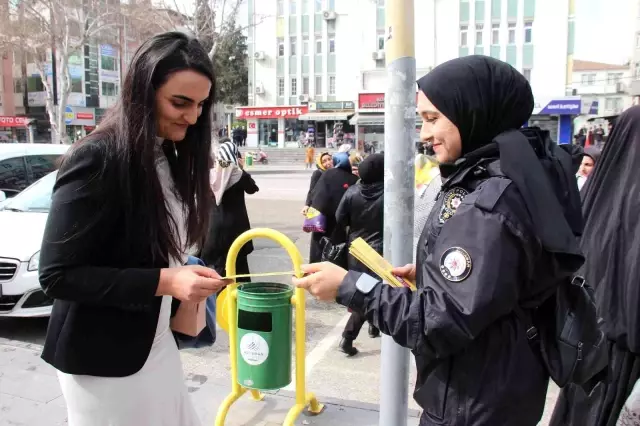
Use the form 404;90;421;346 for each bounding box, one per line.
336;156;571;426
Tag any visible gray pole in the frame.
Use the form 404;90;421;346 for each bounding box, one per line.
380;0;415;425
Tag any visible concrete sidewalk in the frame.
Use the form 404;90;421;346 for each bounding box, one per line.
245;165;314;175
0;339;420;426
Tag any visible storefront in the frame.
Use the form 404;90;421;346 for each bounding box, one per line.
235;106;309;148
64;106;96;142
351;93;420;153
529;97;582;144
298;101;355;148
0;116;30;143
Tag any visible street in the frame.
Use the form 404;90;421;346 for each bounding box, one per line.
0;171;558;425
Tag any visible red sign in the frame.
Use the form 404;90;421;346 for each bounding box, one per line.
358;93;420;110
0;116;28;127
235;106;308;119
76;112;94;120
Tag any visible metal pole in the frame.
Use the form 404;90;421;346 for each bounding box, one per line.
380;0;415;425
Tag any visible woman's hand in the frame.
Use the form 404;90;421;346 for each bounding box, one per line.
292;262;348;301
158;266;230;303
301;206;310;216
391;264;416;282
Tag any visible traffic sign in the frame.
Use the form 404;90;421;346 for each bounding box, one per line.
64;106;73;125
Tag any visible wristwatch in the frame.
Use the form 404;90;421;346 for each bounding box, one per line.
355;273;379;294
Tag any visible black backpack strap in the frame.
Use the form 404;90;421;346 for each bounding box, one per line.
513;305;539;341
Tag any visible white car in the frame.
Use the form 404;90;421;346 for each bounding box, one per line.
0;171;57;317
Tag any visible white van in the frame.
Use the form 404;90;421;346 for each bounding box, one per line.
0;143;69;202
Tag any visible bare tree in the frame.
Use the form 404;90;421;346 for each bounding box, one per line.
0;0;174;143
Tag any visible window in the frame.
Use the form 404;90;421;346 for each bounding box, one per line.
102;81;118;96
329;75;336;95
522;69;531;83
277;0;284;16
0;157;29;194
315;75;322;95
290;37;297;56
605;97;623;111
290;0;297;14
302;76;309;94
101;55;118;71
476;24;484;46
636;33;640;48
581;74;596;85
278;39;285;56
607;73;623;85
71;77;83;93
291;77;298;96
316;39;322;54
508;23;516;44
377;34;385;50
460;25;468;47
329;38;335;53
302;0;309;14
13;77;24;93
26;155;61;181
636;62;640;79
315;0;322;12
492;23;500;45
524;21;533;44
27;76;44;92
303;38;310;55
278;78;285;96
327;20;336;34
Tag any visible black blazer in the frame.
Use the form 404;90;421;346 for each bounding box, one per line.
39;140;169;377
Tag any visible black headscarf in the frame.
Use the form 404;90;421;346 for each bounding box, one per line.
583;146;602;165
581;106;640;352
417;55;534;155
417;55;582;258
358;153;384;184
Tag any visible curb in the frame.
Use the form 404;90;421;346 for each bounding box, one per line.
246;169;314;175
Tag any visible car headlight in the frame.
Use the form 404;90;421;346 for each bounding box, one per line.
28;251;40;271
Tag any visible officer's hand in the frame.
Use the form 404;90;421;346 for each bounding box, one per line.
392;264;416;282
293;262;348;302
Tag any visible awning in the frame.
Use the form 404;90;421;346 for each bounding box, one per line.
349;114;384;125
298;112;354;121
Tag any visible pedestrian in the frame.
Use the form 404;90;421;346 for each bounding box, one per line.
334;153;384;356
305;144;315;169
550;106;640;426
200;141;259;279
293;56;584;426
576;145;601;191
38;32;228;426
303;151;333;262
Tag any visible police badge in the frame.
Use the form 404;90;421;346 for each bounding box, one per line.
440;247;472;282
438;187;469;224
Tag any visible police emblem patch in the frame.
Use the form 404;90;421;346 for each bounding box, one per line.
438;187;469;223
439;247;472;282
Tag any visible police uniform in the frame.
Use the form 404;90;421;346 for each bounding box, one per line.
336;156;564;425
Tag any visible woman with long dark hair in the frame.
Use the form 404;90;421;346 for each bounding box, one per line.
38;32;227;425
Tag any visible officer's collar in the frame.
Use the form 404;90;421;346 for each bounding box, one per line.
440;143;499;189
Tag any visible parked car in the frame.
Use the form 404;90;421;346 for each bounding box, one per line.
0;171;57;317
0;143;69;203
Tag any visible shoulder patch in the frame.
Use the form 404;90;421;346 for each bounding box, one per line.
440;247;472;282
473;177;513;213
438;187;469;224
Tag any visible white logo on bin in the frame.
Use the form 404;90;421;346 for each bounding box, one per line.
240;333;269;366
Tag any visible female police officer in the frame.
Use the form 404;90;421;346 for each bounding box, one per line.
293;56;584;425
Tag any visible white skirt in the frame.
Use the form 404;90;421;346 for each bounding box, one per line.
57;297;200;426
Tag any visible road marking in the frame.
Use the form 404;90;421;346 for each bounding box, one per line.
282;312;351;392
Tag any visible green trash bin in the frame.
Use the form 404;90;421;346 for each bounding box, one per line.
245;154;253;166
236;282;293;390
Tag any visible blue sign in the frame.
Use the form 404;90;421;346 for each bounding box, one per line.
588;100;599;115
538;99;581;115
64;106;74;125
100;44;115;57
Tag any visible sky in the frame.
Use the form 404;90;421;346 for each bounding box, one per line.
574;0;635;65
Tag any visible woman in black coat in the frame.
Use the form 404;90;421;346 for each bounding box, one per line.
200;141;259;278
303;151;333;262
310;152;358;256
334;153;384;356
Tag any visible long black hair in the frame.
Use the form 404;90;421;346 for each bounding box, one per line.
82;32;215;264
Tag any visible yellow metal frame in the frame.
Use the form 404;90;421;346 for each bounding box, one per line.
215;228;324;426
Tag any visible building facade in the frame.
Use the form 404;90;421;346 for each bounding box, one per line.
243;0;581;147
571;60;632;120
630;0;640;103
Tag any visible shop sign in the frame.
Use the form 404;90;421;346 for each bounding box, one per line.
581;97;599;115
310;101;355;111
533;97;581;115
358;93;419;111
235;106;309;119
0;116;28;127
65;106;96;126
100;44;115;57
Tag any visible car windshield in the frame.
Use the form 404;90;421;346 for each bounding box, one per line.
2;171;57;212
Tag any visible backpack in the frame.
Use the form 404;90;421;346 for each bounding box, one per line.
512;128;608;387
